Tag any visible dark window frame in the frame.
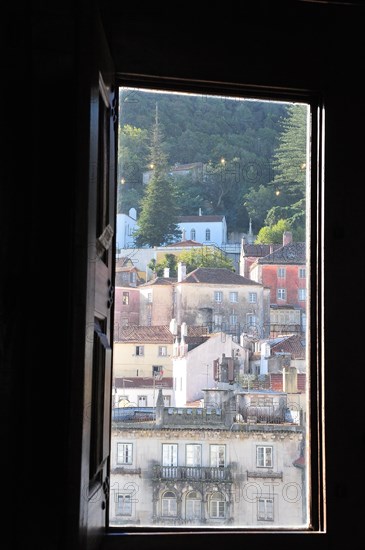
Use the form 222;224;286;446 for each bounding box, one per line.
105;73;325;544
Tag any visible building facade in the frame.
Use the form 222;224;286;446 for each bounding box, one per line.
109;393;306;528
174;267;271;339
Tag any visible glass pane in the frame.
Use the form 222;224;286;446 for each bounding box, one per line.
110;86;312;530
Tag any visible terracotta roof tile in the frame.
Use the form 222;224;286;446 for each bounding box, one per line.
139;277;176;287
270;334;306;359
242;244;281;257
257;242;306;264
180;267;261;286
120;325;174;343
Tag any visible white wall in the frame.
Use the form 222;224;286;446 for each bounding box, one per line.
116;212;138;249
178;219;227;247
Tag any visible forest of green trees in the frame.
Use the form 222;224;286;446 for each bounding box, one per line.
118;88;308;246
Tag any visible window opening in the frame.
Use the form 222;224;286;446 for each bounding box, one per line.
110;85;318;531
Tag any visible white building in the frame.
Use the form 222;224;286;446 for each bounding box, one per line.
109;398;306;528
116;209;138;250
172;331;248;406
178;210;227;247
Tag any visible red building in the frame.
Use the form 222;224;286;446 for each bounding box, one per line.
249;232;307;336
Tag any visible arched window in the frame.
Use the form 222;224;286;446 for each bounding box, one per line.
190;228;196;240
209;491;226;518
205;228;211;241
185;490;202;520
161;490;177;517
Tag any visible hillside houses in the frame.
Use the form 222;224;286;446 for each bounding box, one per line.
111;251;309;528
174;266;270;339
241;232;307;336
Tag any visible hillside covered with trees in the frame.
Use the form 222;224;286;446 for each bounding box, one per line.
118;88;308;244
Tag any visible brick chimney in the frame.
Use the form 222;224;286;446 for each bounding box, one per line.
283;231;293;246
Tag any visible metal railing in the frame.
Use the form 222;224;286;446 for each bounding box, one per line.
154;465;232;481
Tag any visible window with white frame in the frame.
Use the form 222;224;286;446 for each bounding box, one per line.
277;267;286;278
122;291;129;305
116;494;132;516
210;444;225;467
186;491;202;520
117;443;133;465
257;445;273;468
162;444;178;467
158;346;167;356
161;490;177;517
229;291;238;302
249;292;257;303
190;228;196;240
186;444;202;467
299;267;306;278
277;288;286;300
205;228;211;241
298;288;307;301
209;492;226;518
258;497;274;521
214;291;223;302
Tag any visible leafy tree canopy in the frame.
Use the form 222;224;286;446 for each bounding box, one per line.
148;254;178;277
118;89;289;233
255;219;292;244
178;247;234;273
119;90;308;240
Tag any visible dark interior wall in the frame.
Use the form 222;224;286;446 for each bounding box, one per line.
4;1;362;548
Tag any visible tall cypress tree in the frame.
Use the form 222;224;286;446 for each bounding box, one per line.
264;103;308;239
133;104;181;247
271;103;308;201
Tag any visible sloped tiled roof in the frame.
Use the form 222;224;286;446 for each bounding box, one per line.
186;325;209;336
115;265;138;273
139;277;176;287
270;334;306;359
115;257;134;268
120;325;174;343
242;243;281;257
180;267;260;285
257;242;306;265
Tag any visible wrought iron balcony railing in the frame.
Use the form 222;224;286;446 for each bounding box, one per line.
153;465;232;482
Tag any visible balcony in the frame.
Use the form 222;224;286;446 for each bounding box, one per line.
153;465;232;482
